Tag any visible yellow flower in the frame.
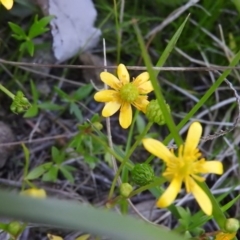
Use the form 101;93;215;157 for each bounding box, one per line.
94;64;153;129
142;122;223;215
215;232;236;240
21;188;47;198
0;0;13;10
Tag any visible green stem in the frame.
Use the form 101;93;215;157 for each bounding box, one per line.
90;134;133;169
163;49;240;145
113;0;121;63
120;111;139;214
0;84;15;99
132;20;183;146
108;122;153;199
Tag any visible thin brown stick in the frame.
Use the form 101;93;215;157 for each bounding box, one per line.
1;58;240;71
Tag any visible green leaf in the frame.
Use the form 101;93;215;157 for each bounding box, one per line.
59;166;74;183
28;15;54;39
38;102;64;111
62;165;76;172
51;146;60;163
54;87;70;101
26;162;52;180
0;190;186;240
83;154;98;169
8;22;27;38
11;34;26;41
70;103;83;122
133;15;190;146
51;147;65;164
19;42;28;53
21;143;30;178
30;80;39;103
23;104;38;118
68;134;83;151
26;40;34;56
42;166;58;182
73;84;93;101
136;114;146;135
90;114;100;123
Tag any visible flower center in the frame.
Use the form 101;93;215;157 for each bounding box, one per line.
164;145;201;180
119;83;139;103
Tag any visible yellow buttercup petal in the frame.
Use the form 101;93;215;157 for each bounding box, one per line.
102;102;121;117
100;72;121;90
119;102;132;129
1;0;13;10
138;81;153;94
94;90;118;102
142;138;174;163
190;179;212;215
117;64;130;84
200;161;223;174
47;234;63;240
132;96;149;113
215;232;236;240
133;72;150;86
157;176;182;208
184;122;202;155
21;188;46;198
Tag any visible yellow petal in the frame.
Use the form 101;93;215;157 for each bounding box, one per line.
215;232;236;240
1;0;13;10
119;102;132;129
132;96;149;113
133;72;150;86
102;102;121;117
47;234;63;240
142;138;174;163
190;179;212;216
117;64;129;84
21;188;46;198
156;176;182;208
94;90;119;102
75;234;91;240
184;122;202;155
138;81;153;94
200;161;223;174
100;72;121;90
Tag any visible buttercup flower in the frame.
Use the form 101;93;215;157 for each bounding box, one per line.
142;122;223;215
94;64;153;129
0;0;13;10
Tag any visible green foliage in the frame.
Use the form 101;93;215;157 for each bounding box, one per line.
69;114;104;169
54;84;93;122
26;146;76;183
1;1;240;239
8;15;53;56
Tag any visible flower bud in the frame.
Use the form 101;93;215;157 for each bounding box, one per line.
120;183;133;198
145;100;170;125
92;122;103;130
7;221;23;237
225;218;239;233
132;163;155;186
10;91;31;114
